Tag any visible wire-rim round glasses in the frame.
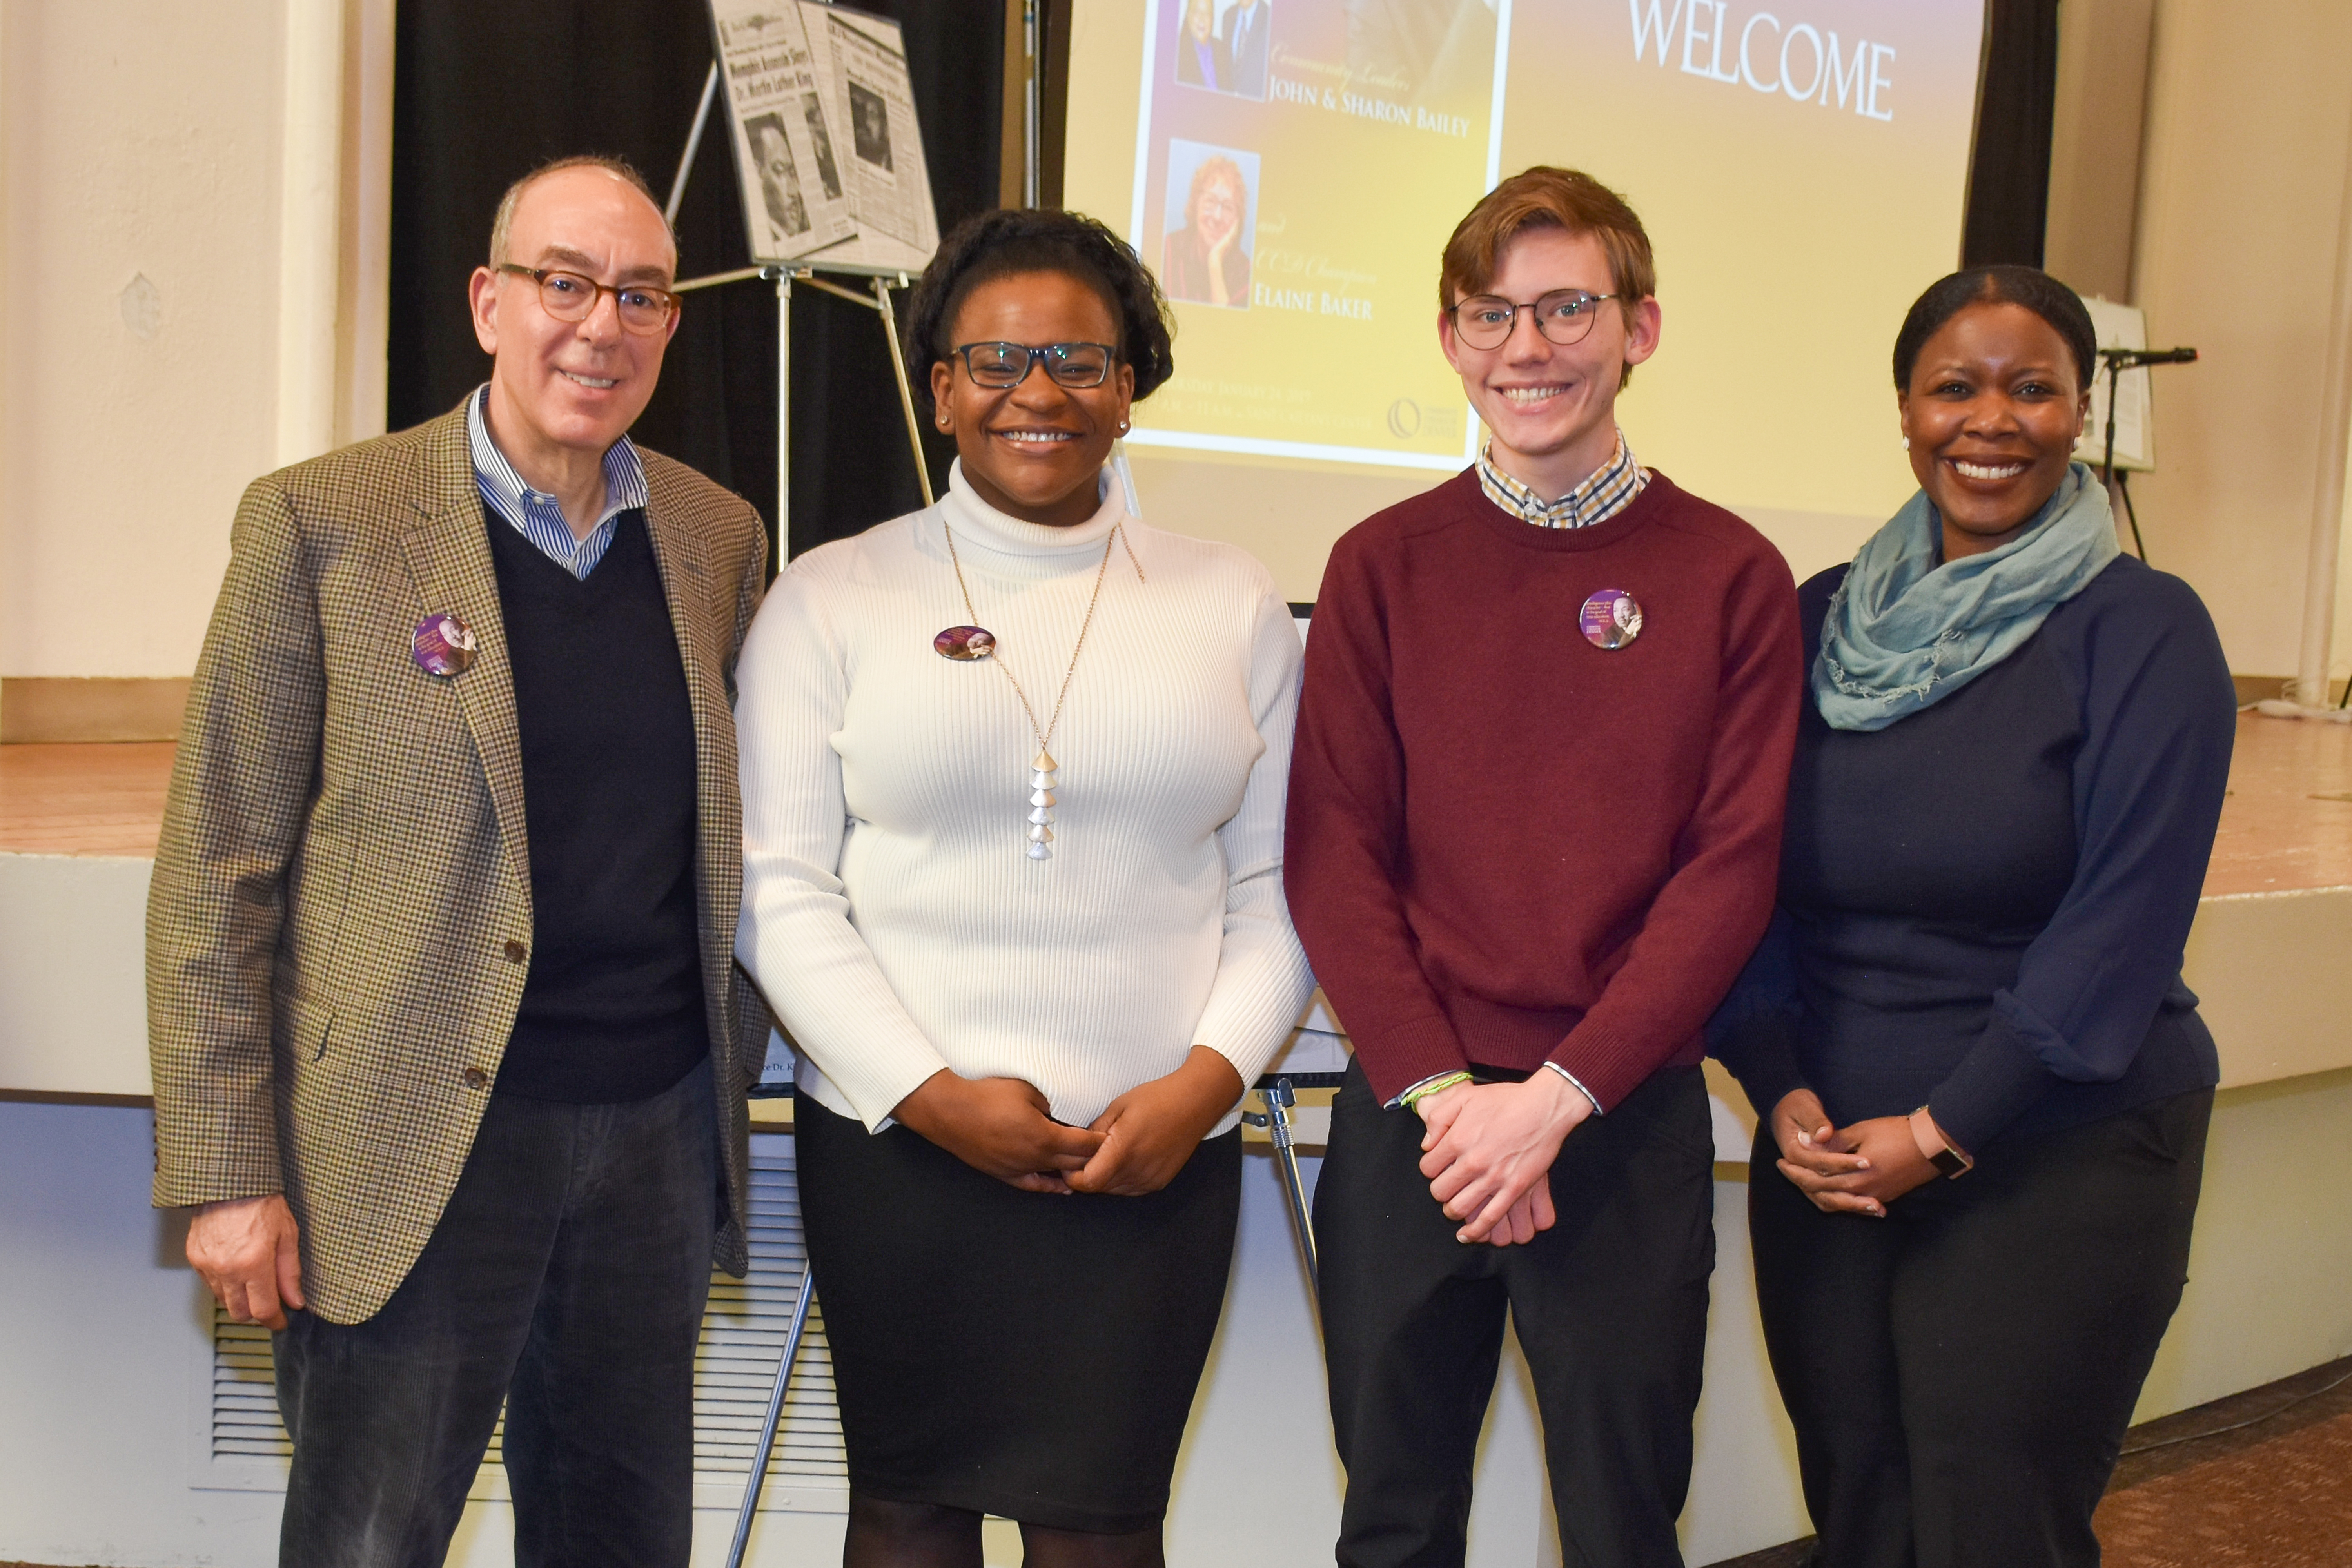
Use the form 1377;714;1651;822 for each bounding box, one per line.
1445;290;1619;350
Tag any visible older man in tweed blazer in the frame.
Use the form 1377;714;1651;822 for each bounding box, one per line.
149;156;767;1566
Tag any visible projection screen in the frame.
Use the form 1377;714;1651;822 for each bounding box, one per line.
1064;0;1991;599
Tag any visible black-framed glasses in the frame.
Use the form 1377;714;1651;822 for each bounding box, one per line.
499;265;681;335
1445;289;1618;350
950;340;1118;389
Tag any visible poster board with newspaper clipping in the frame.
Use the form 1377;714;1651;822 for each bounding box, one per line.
709;0;939;274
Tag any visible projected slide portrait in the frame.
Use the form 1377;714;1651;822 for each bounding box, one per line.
744;113;809;239
849;82;894;172
1161;140;1257;309
1173;0;1273;100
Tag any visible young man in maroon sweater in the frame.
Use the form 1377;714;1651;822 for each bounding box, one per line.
1286;167;1801;1566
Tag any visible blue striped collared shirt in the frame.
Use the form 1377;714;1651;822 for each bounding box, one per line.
1476;428;1647;530
466;383;650;579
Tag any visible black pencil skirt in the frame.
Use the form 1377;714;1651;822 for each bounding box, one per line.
793;1095;1243;1534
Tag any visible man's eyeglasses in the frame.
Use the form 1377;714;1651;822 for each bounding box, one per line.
499;265;681;336
949;340;1119;389
1445;290;1618;350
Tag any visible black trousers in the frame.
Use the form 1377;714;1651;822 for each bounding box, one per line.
1749;1088;2211;1568
1316;1060;1717;1568
272;1056;720;1568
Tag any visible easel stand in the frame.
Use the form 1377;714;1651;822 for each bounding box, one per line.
660;79;938;1568
724;1240;817;1568
671;261;937;557
685;263;928;1568
1242;1075;1328;1296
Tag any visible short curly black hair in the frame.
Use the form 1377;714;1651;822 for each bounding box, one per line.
1892;265;2098;393
903;207;1175;412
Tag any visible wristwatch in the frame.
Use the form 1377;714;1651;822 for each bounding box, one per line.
1909;1105;1974;1178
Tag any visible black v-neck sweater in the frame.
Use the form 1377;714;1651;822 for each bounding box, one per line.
1712;555;2236;1151
486;507;708;1103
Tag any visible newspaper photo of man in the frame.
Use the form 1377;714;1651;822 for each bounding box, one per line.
801;90;844;199
848;82;893;172
745;113;809;238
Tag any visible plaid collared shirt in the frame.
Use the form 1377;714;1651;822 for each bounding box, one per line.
466;383;650;579
1476;428;1648;530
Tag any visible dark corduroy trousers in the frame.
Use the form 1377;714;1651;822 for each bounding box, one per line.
1749;1088;2211;1568
272;1056;719;1568
1316;1060;1718;1568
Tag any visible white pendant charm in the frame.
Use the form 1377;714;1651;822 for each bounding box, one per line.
1025;750;1060;861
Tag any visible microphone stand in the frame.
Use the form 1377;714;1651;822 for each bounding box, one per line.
2096;346;2198;565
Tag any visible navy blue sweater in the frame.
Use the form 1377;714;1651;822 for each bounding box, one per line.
1711;554;2236;1152
487;507;709;1103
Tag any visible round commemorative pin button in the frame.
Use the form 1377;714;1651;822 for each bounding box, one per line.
411;612;478;677
934;625;996;661
1579;589;1643;650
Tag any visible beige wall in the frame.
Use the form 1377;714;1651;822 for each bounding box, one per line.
0;1;280;679
2125;0;2352;680
2044;0;2155;303
0;0;388;688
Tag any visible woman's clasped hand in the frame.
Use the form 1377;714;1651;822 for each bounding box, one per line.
893;1046;1247;1197
890;1071;1103;1194
1766;1089;1942;1218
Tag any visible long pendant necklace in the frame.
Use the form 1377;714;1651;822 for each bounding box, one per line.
933;517;1139;860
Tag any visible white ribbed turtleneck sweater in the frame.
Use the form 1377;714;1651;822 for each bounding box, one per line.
735;462;1314;1133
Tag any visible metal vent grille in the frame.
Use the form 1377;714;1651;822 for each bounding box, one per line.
697;1152;845;1485
209;1317;289;1459
203;1134;846;1507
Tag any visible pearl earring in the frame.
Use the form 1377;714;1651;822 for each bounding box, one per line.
1901;436;1911;450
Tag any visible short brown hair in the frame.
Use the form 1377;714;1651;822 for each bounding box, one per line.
1440;167;1656;381
487;154;671;267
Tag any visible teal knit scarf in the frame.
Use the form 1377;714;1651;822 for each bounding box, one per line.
1813;461;2120;732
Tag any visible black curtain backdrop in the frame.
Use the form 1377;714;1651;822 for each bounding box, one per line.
388;1;1004;565
1962;0;2061;270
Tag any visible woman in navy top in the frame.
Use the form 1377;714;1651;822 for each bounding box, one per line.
1712;266;2236;1568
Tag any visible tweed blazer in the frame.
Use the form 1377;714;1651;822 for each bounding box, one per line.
148;403;769;1323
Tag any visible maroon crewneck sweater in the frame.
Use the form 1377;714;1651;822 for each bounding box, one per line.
1285;468;1800;1109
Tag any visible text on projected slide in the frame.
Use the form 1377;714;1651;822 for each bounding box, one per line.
1628;0;1898;119
1127;0;1505;471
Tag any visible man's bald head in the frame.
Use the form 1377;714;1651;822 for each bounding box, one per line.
468;155;684;475
488;155;674;272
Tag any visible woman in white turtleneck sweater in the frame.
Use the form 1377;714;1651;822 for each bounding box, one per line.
734;209;1312;1567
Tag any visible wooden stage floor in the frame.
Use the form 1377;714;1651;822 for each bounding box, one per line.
4;715;2351;895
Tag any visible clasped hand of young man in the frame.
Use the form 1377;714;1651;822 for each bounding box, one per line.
894;1046;1245;1198
1768;1087;1941;1216
1413;1072;1593;1247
